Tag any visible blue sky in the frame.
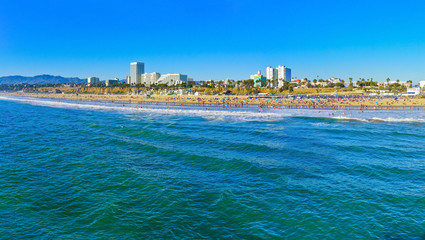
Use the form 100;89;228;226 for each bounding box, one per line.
1;0;425;82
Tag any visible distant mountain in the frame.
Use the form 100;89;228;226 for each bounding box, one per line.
0;75;86;84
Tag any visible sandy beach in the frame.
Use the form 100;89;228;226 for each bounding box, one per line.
6;92;425;109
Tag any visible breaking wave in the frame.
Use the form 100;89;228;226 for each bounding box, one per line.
2;95;425;123
0;95;287;122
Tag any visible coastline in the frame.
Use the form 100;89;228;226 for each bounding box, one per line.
2;92;425;108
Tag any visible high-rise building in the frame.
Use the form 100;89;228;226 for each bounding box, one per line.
275;66;291;87
266;67;278;80
130;62;145;85
266;67;278;87
87;77;100;86
265;66;291;87
141;72;161;86
157;74;188;86
126;76;131;84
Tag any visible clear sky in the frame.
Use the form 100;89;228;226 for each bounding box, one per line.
1;0;424;82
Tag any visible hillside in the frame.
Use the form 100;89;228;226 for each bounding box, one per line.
0;75;86;84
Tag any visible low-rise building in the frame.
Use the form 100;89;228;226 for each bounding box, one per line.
223;79;235;87
327;77;343;84
187;78;195;85
251;70;266;87
105;78;119;86
379;81;410;88
343;82;357;88
403;87;421;96
419;81;425;89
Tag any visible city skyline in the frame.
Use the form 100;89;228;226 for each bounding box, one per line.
1;0;425;82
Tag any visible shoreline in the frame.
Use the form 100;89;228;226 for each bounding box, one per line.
2;92;425;109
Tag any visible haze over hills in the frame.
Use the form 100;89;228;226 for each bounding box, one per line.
0;75;86;85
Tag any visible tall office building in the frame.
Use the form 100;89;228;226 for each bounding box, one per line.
266;67;277;80
265;66;291;87
275;66;291;87
87;77;100;86
130;62;145;85
266;67;278;87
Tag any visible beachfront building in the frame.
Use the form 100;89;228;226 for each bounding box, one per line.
251;70;267;87
187;77;195;85
328;77;343;84
223;79;235;87
403;87;421;96
419;81;425;90
130;62;145;85
343;82;357;88
87;77;100;86
141;72;161;86
379;81;410;88
126;76;131;84
291;79;302;84
105;78;119;86
157;74;188;86
277;66;291;87
266;66;291;87
266;67;278;87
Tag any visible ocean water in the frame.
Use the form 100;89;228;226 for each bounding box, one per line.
1;95;425;239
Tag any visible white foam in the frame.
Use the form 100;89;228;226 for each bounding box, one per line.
333;116;425;123
2;95;425;123
0;95;288;122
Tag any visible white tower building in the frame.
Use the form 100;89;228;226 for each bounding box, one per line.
266;66;278;87
130;62;145;85
87;77;100;86
276;65;291;87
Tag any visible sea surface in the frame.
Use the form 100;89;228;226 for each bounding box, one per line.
1;95;425;239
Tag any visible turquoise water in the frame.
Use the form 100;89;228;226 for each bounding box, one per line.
1;96;425;239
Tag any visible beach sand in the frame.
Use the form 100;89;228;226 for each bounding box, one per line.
6;92;425;109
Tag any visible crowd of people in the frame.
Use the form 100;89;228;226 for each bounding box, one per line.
11;93;425;112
